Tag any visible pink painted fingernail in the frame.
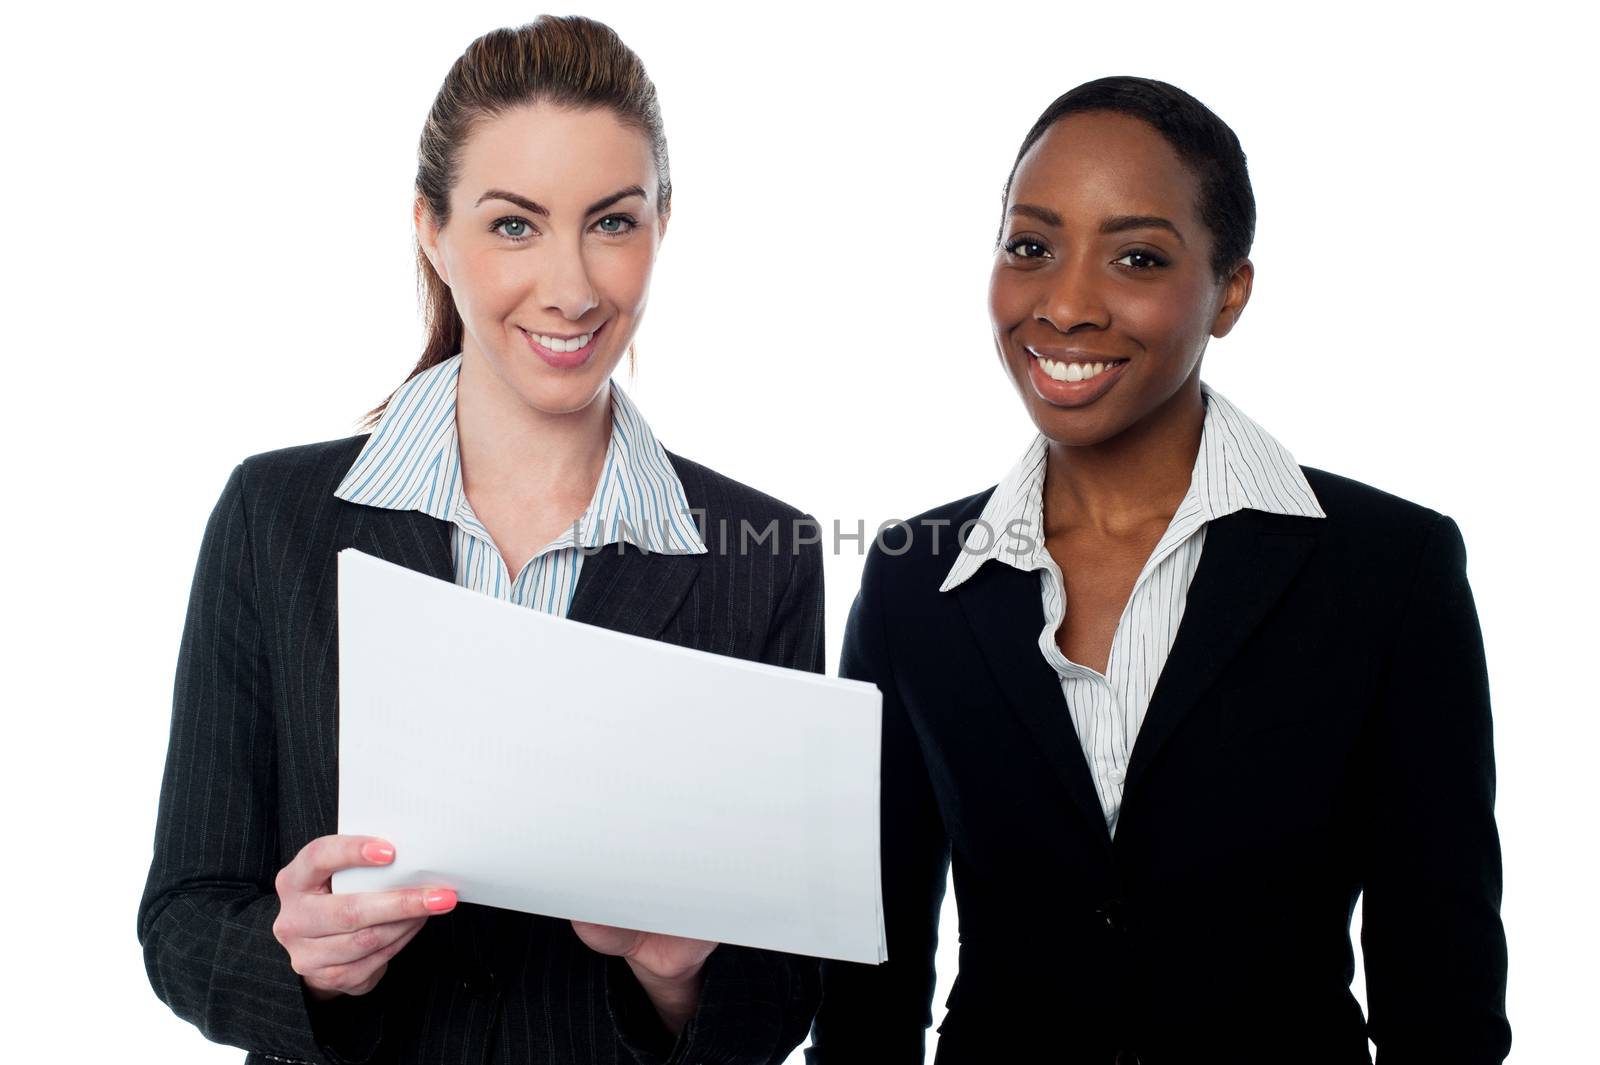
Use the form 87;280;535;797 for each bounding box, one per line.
424;889;457;913
362;841;395;863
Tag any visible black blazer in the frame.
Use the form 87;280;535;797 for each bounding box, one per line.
807;467;1510;1064
139;434;824;1065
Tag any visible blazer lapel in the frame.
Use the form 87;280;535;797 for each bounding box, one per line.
1121;508;1319;799
349;506;454;581
954;562;1114;852
566;542;701;639
346;502;701;639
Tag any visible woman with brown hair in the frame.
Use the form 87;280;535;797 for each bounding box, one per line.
139;16;821;1064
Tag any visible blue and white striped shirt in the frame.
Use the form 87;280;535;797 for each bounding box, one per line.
334;353;706;617
939;382;1326;835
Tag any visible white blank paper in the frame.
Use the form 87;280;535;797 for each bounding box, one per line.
331;548;886;965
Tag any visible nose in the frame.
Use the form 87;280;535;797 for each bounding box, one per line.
541;236;599;321
1035;253;1111;335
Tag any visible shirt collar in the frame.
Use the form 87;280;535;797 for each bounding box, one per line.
938;381;1324;593
335;353;706;555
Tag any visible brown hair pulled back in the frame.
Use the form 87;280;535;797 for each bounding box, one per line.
363;15;670;428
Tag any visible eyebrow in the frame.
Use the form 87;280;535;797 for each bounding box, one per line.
474;185;648;217
1007;203;1062;227
1006;204;1187;245
1100;214;1186;245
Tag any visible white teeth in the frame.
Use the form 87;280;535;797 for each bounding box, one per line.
1036;356;1120;383
530;330;592;352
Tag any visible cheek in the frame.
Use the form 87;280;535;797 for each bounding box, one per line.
1121;279;1213;352
450;250;523;321
987;265;1031;333
591;241;657;314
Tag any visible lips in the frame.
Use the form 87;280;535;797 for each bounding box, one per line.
1033;354;1129;383
1022;346;1130;408
519;321;605;370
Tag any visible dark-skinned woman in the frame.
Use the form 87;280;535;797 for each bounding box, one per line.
808;77;1510;1065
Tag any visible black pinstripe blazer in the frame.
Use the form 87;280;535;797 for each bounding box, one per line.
138;434;824;1065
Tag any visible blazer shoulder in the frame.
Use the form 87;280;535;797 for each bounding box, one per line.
662;450;825;577
862;484;1001;595
1301;465;1447;535
236;434;369;497
228;434;370;542
1297;466;1477;590
905;485;1000;530
665;449;812;525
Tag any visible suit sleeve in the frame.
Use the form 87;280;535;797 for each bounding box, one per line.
806;541;952;1064
1361;514;1511;1063
137;463;390;1065
604;518;826;1064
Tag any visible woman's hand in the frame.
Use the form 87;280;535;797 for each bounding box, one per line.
272;835;457;1000
570;921;716;1034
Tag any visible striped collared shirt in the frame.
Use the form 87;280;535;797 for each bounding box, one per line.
334;352;706;616
939;382;1326;835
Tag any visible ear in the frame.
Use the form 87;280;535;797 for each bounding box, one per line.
656;206;670;242
414;196;448;284
1210;258;1253;339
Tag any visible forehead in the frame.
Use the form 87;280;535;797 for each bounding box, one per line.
453;102;656;209
1008;111;1203;229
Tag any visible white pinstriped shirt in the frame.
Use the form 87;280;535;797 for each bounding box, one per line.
939;382;1326;835
334;353;706;617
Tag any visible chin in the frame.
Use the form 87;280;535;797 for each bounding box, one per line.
488;340;616;409
510;374;612;416
1023;395;1129;449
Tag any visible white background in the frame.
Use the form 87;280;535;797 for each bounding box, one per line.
3;1;1594;1060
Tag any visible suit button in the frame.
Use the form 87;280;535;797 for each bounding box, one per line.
1095;898;1128;932
460;963;497;995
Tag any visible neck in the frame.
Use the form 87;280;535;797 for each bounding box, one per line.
1042;375;1205;538
454;346;613;499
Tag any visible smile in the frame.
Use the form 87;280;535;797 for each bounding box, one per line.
518;321;606;369
1021;346;1131;409
1031;353;1129;382
523;326;597;352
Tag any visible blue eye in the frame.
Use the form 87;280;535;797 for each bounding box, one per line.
492;217;534;242
594;214;637;235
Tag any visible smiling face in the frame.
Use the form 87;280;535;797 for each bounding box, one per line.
989;110;1252;448
416;102;666;416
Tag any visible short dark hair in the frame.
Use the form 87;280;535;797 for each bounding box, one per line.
1000;76;1255;280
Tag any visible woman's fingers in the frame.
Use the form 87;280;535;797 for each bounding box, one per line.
308;885;458;936
570;920;646;957
276;834;397;895
275;884;456;943
272;833;458;999
294;915;427;972
571;920;718;982
303;921;423;998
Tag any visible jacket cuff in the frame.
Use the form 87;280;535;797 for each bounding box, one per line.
302;979;388;1065
604;954;682;1063
605;944;819;1065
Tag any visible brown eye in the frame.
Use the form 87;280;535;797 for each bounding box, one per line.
1004;237;1050;259
1113;250;1167;270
